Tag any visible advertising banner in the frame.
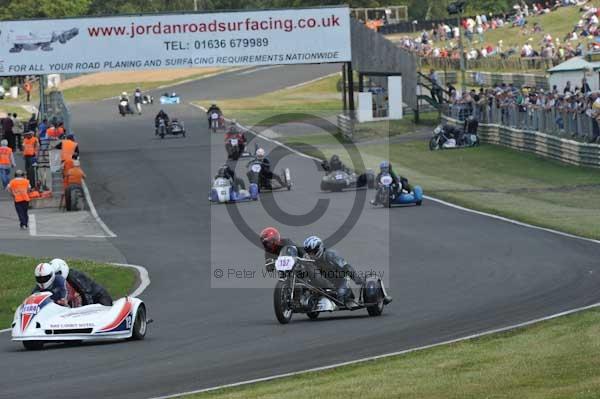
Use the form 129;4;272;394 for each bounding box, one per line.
0;7;351;75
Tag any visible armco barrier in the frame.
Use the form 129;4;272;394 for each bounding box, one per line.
337;113;354;140
443;115;600;168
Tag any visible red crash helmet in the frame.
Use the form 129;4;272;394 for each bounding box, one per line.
260;227;280;252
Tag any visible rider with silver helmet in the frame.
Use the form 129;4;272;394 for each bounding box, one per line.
32;263;68;306
50;258;113;306
302;235;367;306
248;147;285;189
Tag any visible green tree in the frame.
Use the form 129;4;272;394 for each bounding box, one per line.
1;0;91;19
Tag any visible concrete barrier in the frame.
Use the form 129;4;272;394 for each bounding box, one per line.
443;115;600;168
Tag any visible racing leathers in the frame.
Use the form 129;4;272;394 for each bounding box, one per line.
375;169;412;199
247;156;285;189
443;124;463;145
264;239;306;272
32;275;68;306
309;249;365;303
155;111;170;127
207;105;222;128
216;164;245;191
119;96;132;114
67;269;113;306
224;129;246;157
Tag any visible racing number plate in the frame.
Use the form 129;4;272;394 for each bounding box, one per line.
275;256;295;271
22;304;39;315
251;164;261;173
230;139;238;146
380;175;393;186
335;174;344;180
211;113;219;120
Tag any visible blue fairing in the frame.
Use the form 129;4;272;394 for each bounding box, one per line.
393;185;423;205
249;183;259;200
159;96;180;104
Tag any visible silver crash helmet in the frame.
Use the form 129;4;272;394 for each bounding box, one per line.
434;125;443;135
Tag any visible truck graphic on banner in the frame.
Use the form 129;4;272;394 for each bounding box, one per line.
5;27;78;53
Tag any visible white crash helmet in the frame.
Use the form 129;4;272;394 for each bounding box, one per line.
34;263;55;290
256;148;265;160
50;258;69;279
434;126;443;135
122;92;128;97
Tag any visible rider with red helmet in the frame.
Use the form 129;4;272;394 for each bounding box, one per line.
224;122;246;158
260;227;305;272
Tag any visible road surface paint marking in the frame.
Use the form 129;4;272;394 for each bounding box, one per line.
82;180;117;238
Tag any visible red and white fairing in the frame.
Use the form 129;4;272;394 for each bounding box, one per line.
12;292;145;343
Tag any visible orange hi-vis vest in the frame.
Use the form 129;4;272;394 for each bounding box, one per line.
61;139;77;162
23;136;38;157
46;126;57;138
8;177;30;202
0;146;12;166
65;167;85;186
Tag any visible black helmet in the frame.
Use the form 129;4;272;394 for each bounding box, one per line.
331;154;340;163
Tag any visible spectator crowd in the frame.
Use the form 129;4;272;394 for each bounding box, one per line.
442;76;600;143
396;0;599;63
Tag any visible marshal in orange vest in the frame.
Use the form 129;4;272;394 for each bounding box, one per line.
8;177;30;202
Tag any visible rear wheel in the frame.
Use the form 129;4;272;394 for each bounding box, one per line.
23;341;44;350
306;311;319;320
132;305;147;340
366;289;384;316
416;200;422;206
274;280;293;324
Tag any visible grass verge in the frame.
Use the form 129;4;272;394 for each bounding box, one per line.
62;69;225;103
282;137;600;239
182;307;600;399
0;254;137;327
193;74;342;127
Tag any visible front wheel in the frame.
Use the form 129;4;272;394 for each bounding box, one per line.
132;305;147;340
274;280;294;324
429;136;440;151
23;341;44;350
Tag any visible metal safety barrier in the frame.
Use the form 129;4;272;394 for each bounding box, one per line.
337;113;354;140
442;112;600;168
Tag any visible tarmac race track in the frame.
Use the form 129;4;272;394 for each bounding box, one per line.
3;64;600;399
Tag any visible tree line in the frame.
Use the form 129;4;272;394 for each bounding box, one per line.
0;0;512;22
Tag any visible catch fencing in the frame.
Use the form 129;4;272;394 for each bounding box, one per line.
444;100;599;143
420;56;559;73
443;102;600;168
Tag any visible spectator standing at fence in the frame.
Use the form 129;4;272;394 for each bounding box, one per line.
7;170;30;229
23;81;32;102
22;131;38;186
27;114;37;133
429;69;442;104
1;114;15;150
564;81;572;94
55;134;79;163
0;139;16;189
581;78;591;94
